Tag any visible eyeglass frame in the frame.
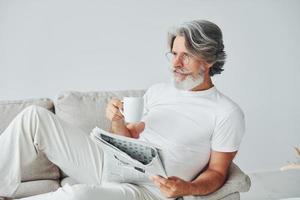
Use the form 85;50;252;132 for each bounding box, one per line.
165;51;200;66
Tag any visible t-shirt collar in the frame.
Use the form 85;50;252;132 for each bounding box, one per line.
174;85;217;96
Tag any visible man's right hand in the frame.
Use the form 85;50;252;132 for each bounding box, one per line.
106;98;124;122
105;98;145;138
106;98;132;137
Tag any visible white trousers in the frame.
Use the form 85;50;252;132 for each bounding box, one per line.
0;106;159;200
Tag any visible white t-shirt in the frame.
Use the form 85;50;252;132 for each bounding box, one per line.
139;83;245;182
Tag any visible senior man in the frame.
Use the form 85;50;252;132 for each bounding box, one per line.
0;20;245;200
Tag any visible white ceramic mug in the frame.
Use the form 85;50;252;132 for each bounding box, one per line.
119;97;144;123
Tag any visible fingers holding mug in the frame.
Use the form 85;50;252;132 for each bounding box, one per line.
106;98;124;121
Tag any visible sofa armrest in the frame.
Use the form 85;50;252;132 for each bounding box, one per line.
181;163;251;200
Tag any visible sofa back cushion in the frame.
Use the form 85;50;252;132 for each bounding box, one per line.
0;98;60;181
54;90;145;133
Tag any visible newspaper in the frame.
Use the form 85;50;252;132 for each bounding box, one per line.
90;127;167;184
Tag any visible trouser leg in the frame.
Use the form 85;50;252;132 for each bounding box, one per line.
0;105;103;197
19;183;158;200
18;183;158;200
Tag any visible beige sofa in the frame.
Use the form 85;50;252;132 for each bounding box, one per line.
0;89;251;200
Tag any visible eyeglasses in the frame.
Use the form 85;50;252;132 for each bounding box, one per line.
165;52;193;65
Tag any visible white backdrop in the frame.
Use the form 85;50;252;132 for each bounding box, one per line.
0;0;299;172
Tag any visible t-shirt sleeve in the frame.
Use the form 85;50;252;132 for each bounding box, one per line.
211;108;245;152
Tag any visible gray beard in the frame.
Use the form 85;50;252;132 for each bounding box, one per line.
172;73;204;91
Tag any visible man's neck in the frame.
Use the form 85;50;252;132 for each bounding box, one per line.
191;77;214;92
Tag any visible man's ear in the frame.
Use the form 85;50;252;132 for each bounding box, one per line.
206;62;214;69
200;62;213;75
200;62;212;73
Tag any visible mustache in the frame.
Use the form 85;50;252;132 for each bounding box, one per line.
171;66;193;75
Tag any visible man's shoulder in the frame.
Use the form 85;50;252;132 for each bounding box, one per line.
214;89;244;117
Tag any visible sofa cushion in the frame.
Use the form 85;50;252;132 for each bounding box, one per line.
0;98;60;182
21;152;60;182
218;192;240;200
182;163;251;200
13;180;60;199
55;90;145;133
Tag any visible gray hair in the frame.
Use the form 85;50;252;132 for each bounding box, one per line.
167;20;226;76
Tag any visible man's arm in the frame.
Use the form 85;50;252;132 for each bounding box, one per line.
190;151;237;195
151;151;237;198
111;120;145;138
110;120;131;137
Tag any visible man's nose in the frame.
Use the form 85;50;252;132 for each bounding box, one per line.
172;55;183;67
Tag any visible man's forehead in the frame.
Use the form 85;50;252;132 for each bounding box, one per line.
172;36;188;53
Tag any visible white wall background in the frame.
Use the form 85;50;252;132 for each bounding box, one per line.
0;0;299;173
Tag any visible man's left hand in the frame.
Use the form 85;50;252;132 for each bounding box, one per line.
150;175;194;198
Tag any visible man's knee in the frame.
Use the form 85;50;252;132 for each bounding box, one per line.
12;105;52;134
23;105;49;113
21;105;51;118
